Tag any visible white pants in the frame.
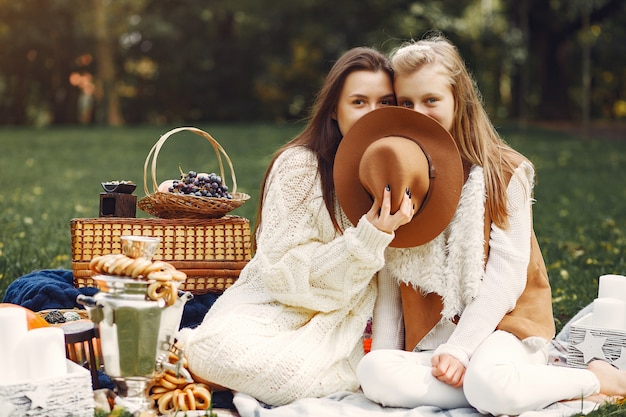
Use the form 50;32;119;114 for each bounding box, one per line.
357;330;600;415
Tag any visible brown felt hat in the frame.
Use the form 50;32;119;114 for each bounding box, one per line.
334;107;463;248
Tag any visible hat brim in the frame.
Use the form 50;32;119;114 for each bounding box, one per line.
334;107;463;248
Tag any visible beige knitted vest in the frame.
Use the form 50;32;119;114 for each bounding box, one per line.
401;155;555;351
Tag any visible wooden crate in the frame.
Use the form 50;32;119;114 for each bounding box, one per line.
71;216;252;294
0;360;94;417
567;313;626;370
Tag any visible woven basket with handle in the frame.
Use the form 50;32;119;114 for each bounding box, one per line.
138;127;250;219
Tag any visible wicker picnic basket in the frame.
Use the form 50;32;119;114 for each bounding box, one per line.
70;216;252;294
138;127;250;219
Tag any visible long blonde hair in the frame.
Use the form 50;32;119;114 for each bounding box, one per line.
391;34;527;228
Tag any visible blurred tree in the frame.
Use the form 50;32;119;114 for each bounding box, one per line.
504;0;626;120
0;0;85;125
86;0;150;125
94;0;123;125
0;0;624;125
121;0;417;122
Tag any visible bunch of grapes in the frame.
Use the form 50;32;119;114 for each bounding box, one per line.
168;170;233;199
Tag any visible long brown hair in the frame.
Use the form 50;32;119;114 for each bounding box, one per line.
391;35;527;228
254;47;394;245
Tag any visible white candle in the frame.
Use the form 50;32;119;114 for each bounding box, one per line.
17;327;67;381
592;297;626;330
598;274;626;302
0;307;28;383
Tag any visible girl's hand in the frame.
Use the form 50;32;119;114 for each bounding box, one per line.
431;353;465;388
365;185;414;234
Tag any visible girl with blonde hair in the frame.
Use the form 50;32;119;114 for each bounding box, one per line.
357;34;626;415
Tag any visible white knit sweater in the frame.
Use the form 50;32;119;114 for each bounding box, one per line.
371;162;535;367
177;146;394;406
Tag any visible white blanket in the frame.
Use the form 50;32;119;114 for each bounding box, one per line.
233;390;600;417
232;305;605;417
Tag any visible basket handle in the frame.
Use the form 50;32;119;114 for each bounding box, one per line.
143;127;239;196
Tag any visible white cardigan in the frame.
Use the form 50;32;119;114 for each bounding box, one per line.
177;146;393;406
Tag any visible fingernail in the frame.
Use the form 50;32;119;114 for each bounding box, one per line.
386;184;391;191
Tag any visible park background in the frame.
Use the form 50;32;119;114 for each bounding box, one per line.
0;0;625;334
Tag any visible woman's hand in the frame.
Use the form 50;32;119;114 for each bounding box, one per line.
431;353;465;388
365;185;414;234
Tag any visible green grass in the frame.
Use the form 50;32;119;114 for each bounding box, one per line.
0;123;625;416
1;123;625;324
499;125;626;331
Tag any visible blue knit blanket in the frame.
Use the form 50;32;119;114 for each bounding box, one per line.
2;268;218;329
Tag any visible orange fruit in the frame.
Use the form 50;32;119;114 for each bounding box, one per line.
0;303;51;329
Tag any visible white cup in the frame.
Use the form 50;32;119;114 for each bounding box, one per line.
598;274;626;301
0;307;28;383
597;274;626;328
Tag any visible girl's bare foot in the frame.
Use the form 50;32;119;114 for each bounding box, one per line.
588;360;626;398
583;393;613;404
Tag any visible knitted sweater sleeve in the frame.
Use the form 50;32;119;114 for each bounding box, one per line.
370;267;404;350
433;162;534;366
255;147;393;312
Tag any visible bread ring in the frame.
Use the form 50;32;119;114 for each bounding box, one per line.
166;282;178;306
95;254;111;273
102;254;120;274
157;390;178;415
128;257;153;278
111;255;134;276
150;385;169;394
192;384;212;409
177;389;191;411
89;256;101;273
157;376;179;390
167;351;188;368
107;255;122;274
163;370;188;386
148;270;172;281
149;385;168;400
143;261;166;275
92;254;110;274
91;254;111;274
184;386;197;410
170;269;187;281
147;282;168;301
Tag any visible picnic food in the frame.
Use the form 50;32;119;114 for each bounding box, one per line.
89;253;186;306
164;170;233;199
89;253;184;280
150;350;212;413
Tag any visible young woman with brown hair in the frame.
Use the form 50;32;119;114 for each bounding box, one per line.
176;46;413;406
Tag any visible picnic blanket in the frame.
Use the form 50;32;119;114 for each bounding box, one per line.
230;305;603;417
4;270;604;416
232;390;600;417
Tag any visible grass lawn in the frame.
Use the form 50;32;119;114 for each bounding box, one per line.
0;122;625;415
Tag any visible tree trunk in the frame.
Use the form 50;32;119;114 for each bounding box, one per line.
581;3;591;138
94;0;124;126
49;9;79;125
530;26;572;120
